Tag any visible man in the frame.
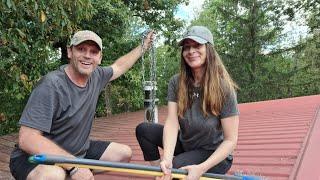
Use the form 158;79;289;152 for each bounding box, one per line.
9;30;154;180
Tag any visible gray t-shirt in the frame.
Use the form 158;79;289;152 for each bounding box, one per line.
11;65;113;158
167;74;239;151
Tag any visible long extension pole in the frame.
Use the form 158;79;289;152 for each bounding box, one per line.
29;154;243;180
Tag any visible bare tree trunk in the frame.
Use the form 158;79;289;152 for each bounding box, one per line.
104;83;112;117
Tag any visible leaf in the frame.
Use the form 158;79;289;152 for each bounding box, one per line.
16;28;26;38
34;3;38;10
143;0;150;10
6;0;12;8
40;10;46;22
15;93;24;100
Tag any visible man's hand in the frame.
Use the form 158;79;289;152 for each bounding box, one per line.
142;30;155;52
70;167;94;180
110;30;155;81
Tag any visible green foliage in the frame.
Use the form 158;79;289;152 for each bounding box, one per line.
3;0;316;136
193;0;319;103
82;0;186;115
0;0;95;135
156;45;180;105
289;32;320;96
0;0;186;134
105;43;180;114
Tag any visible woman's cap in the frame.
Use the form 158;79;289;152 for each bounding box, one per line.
178;26;213;46
70;30;102;50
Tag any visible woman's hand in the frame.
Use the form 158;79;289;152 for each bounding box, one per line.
180;164;206;180
157;159;173;180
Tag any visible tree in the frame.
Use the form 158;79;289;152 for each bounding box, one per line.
290;15;320;96
192;0;319;102
79;0;187;114
0;0;94;134
0;0;187;134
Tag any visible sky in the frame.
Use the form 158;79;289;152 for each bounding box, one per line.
175;0;309;49
152;0;205;45
175;0;205;24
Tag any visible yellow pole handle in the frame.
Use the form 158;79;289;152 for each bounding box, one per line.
57;163;221;180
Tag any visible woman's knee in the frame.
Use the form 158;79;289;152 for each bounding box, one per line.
27;165;66;180
207;159;232;174
136;122;149;138
172;158;186;169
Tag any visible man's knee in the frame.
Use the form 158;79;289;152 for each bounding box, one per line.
27;165;66;180
100;143;132;162
119;144;132;162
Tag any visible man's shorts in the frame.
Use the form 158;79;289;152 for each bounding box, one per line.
9;140;111;180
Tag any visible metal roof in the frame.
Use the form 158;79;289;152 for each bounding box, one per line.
0;94;319;180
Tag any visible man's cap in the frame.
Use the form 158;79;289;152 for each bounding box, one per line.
178;26;214;46
70;30;102;50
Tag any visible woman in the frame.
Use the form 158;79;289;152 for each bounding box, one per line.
136;26;239;180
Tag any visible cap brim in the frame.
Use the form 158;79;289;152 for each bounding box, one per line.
178;36;208;46
72;39;102;50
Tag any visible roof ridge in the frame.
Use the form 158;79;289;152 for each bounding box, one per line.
289;104;320;180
